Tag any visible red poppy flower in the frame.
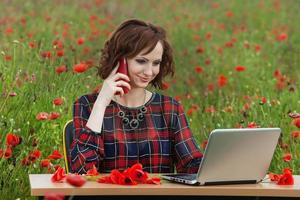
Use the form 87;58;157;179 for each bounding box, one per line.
194;66;204;73
41;159;51;168
293;118;300;128
260;97;267;104
118;174;137;185
235;65;246;72
254;44;261;52
127;163;148;183
218;75;227;87
48;150;63;160
291;131;300;139
279;143;289;149
162;82;170;90
52;39;64;49
146;177;161;185
269;168;294;185
51;166;66;183
77;37;85;45
277;172;294;185
97;163;160;185
73;63;88;73
288;112;300;118
29;149;42;161
52;98;64;106
9;92;17;97
226;11;234;17
97;176;113;184
55;65;67;74
6;133;21;147
56;50;64;57
4;55;12;61
196;46;204;53
206;32;212;40
66;174;86;187
283;153;292;162
49;112;60;120
83;47;90;55
276;33;288;41
269;173;280;181
247;122;259;128
110;169;124;184
21;157;31;166
201;140;208;150
86;165;99;176
225;41;234;48
4;147;13;159
273;69;282;78
207;83;214;92
28;41;36;48
205;105;216;113
187;107;196;116
36;112;49;121
41;51;52;58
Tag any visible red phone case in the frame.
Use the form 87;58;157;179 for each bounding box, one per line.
116;58;129;95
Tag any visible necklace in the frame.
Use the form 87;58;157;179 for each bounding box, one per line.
114;89;148;130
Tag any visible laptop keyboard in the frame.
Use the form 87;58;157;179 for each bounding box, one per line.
169;174;197;180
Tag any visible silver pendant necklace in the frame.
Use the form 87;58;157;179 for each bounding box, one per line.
114;89;147;130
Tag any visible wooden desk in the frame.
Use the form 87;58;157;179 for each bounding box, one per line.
29;174;300;197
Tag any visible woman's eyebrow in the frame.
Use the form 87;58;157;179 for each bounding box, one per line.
137;56;161;62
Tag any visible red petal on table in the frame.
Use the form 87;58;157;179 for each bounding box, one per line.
86;164;99;176
269;173;281;182
66;174;86;187
146;177;161;185
277;173;294;185
97;176;113;184
130;169;148;183
118;174;137;185
51;166;66;182
110;169;123;184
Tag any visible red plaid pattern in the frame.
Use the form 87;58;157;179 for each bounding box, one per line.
70;92;203;174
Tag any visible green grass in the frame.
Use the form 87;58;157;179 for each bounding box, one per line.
0;0;300;199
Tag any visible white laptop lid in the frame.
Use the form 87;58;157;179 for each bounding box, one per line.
197;128;281;185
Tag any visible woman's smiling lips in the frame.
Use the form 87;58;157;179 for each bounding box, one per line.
138;76;150;82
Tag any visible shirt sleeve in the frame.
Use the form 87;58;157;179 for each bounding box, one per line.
70;95;104;174
172;100;203;173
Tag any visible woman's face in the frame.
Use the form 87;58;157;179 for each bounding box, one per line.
126;41;163;89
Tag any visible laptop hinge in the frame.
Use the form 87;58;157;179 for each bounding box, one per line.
204;180;257;185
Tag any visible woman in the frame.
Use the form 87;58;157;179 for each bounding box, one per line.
70;19;203;174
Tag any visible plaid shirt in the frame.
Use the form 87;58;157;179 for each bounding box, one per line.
70;92;203;174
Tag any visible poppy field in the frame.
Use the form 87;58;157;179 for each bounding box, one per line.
0;0;300;199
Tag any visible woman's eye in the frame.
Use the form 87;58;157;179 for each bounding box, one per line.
136;60;145;64
153;62;161;66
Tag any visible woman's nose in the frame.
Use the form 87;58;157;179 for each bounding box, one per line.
142;65;153;76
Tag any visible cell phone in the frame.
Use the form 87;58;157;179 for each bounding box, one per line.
116;58;129;95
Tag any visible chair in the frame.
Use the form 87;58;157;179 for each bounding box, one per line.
63;120;74;174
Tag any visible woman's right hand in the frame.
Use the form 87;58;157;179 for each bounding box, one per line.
97;65;131;107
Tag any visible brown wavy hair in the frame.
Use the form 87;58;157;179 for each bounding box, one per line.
97;19;175;89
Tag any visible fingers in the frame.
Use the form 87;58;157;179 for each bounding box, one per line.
116;80;131;90
113;73;130;82
109;63;120;77
115;87;124;97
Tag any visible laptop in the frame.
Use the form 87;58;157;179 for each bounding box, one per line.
162;128;281;185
